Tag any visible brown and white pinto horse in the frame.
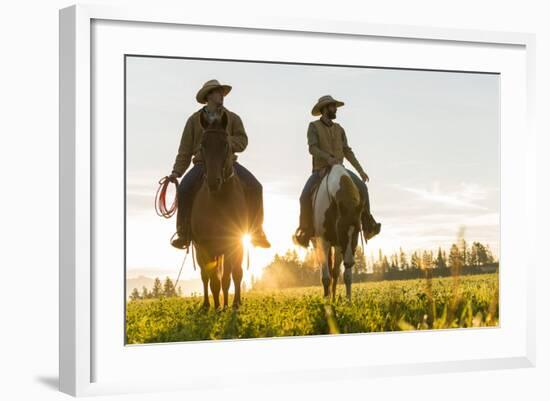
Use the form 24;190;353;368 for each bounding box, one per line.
312;164;363;301
190;112;248;310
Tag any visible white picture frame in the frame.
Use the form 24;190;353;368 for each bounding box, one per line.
59;3;537;397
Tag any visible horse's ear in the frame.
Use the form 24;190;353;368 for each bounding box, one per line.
220;111;228;130
199;112;209;130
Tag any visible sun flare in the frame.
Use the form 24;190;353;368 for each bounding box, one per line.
242;233;252;248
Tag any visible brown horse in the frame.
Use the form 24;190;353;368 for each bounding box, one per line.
190;112;248;310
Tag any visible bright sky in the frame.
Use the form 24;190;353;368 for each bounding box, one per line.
125;56;500;282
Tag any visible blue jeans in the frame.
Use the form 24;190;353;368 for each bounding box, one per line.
176;162;264;234
299;168;371;230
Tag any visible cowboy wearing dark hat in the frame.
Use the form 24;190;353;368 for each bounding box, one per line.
169;79;271;249
293;95;381;247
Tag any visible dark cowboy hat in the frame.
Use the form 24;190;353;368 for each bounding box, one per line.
196;79;232;104
311;94;345;116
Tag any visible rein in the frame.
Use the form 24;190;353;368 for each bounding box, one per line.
325;166;335;204
312;165;334;214
174;241;197;292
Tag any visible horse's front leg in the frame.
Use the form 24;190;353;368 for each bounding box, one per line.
200;268;210;310
230;247;244;309
316;238;332;299
220;255;232;308
343;266;352;301
209;258;222;310
196;246;212;310
227;244;243;309
332;248;342;302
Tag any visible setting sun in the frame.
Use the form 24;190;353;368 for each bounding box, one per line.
242;233;252;248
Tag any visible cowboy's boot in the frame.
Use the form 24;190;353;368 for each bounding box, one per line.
171;195;192;250
293;198;314;248
251;227;271;248
248;199;271;248
363;214;381;241
171;223;191;250
246;181;271;248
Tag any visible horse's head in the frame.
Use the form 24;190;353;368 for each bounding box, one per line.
334;174;362;269
199;112;232;193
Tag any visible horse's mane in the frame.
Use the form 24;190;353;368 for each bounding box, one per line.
206;117;226;132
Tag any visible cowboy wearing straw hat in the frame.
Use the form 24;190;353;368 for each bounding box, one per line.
293;94;381;247
168;79;271;249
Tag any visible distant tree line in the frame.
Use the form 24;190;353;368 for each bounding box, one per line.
251;240;498;290
129;277;183;301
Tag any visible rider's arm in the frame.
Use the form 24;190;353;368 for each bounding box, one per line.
341;128;366;175
307;122;332;160
171;116;194;177
228;113;248;153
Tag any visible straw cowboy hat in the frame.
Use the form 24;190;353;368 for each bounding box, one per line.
311;94;345;116
196;79;232;104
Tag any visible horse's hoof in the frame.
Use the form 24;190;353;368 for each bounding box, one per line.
201;303;210;311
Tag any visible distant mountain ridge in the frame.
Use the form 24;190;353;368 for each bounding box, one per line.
126;275;204;299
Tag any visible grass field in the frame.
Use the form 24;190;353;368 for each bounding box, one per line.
125;273;498;344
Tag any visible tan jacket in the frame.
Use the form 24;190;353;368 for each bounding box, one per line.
171;106;248;177
307;118;365;174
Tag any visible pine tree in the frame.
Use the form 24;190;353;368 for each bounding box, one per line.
141;286;150;299
435;247;446;269
152;277;163;298
381;255;390;273
448;243;462;275
399;247;409;270
354;246;367;274
421;250;433;270
472;242;489;266
390;254;399;272
485;244;495;264
459;238;468;266
163;277;176;297
469;243;478;266
130;287;141;301
410;251;420;270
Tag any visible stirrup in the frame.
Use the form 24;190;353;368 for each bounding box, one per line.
364;222;381;240
170;231;191;250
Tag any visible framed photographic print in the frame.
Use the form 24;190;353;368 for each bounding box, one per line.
59;4;536;397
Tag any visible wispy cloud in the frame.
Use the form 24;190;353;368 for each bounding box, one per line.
393;182;491;211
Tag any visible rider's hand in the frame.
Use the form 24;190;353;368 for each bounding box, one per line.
168;172;179;181
327;156;339;166
360;171;370;182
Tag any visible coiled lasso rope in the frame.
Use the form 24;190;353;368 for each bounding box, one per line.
154;176;178;218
